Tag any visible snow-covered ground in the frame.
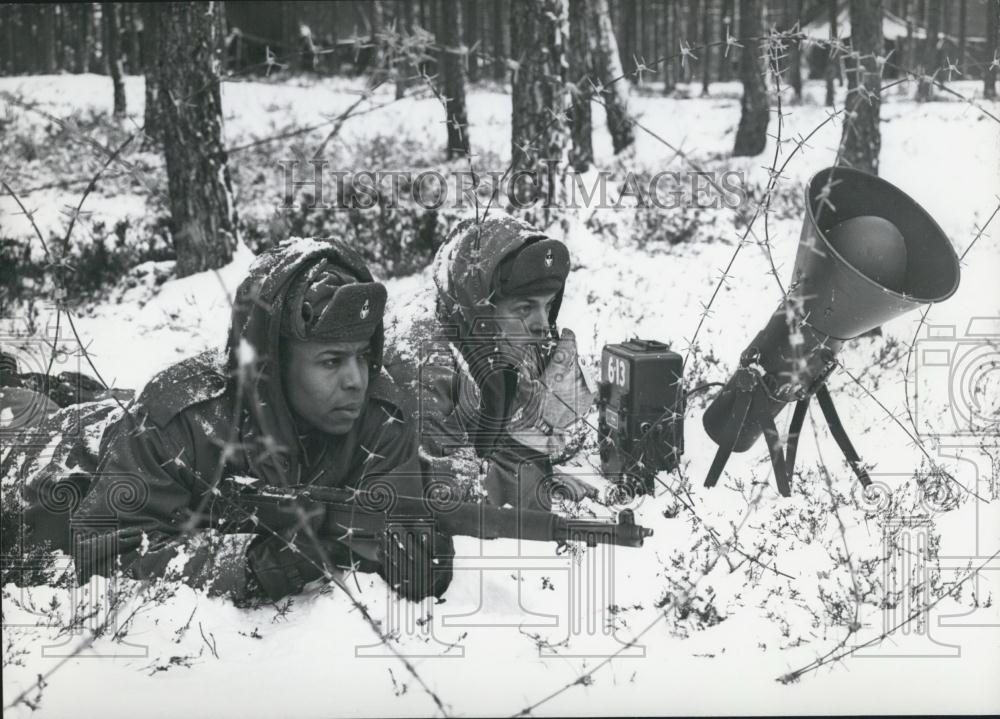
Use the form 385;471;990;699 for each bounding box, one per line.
2;73;999;717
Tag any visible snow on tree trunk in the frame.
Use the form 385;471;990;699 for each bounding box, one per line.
568;0;593;172
441;0;471;159
733;0;768;157
103;3;127;118
156;1;239;278
585;0;635;154
510;0;571;205
839;0;883;175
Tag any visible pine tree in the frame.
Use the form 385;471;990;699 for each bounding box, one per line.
156;2;239;277
442;0;471;158
510;0;571;205
916;0;941;100
840;0;883;174
568;0;594;171
103;3;127;117
733;0;768;156
142;2;162;147
586;0;634;153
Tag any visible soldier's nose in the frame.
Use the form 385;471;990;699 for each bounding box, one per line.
527;308;548;336
340;357;365;391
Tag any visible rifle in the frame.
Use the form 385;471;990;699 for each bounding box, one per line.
215;481;654;549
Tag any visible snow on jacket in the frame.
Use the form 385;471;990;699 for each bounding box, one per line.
9;238;451;598
383;215;570;511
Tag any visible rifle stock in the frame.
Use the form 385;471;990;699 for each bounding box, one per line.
220;483;653;549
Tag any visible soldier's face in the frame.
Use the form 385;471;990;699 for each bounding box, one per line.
493;291;557;343
281;338;371;435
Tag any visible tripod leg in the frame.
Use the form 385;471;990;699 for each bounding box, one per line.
704;390;753;489
784;397;811;484
815;384;871;487
757;409;792;497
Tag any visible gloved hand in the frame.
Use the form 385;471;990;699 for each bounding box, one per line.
245;493;375;602
377;525;454;602
506;329;596;458
246;529;366;602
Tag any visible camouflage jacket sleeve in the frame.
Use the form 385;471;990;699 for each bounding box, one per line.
71;404;225;585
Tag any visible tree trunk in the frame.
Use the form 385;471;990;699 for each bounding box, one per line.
824;0;837;106
127;3;142;73
76;3;92;73
464;0;480;82
986;0;998;100
568;0;593;171
0;5;10;74
664;0;676;92
788;0;803;98
55;4;66;72
701;0;713;95
733;0;768;156
720;0;732;82
916;0;940;99
395;0;412;99
687;0;700;83
649;2;666;78
103;3;127;117
901;0;915;77
40;4;57;73
622;0;636;78
637;0;646;86
142;3;162;147
441;0;471;159
157;1;239;277
840;0;883;174
492;0;506;80
510;0;571;206
587;0;634;153
957;0;966;75
280;1;296;69
369;0;387;82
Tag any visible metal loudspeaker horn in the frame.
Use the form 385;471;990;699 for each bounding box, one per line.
702;166;961;496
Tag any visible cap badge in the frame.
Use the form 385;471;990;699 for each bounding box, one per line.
544;249;554;268
360;299;370;319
